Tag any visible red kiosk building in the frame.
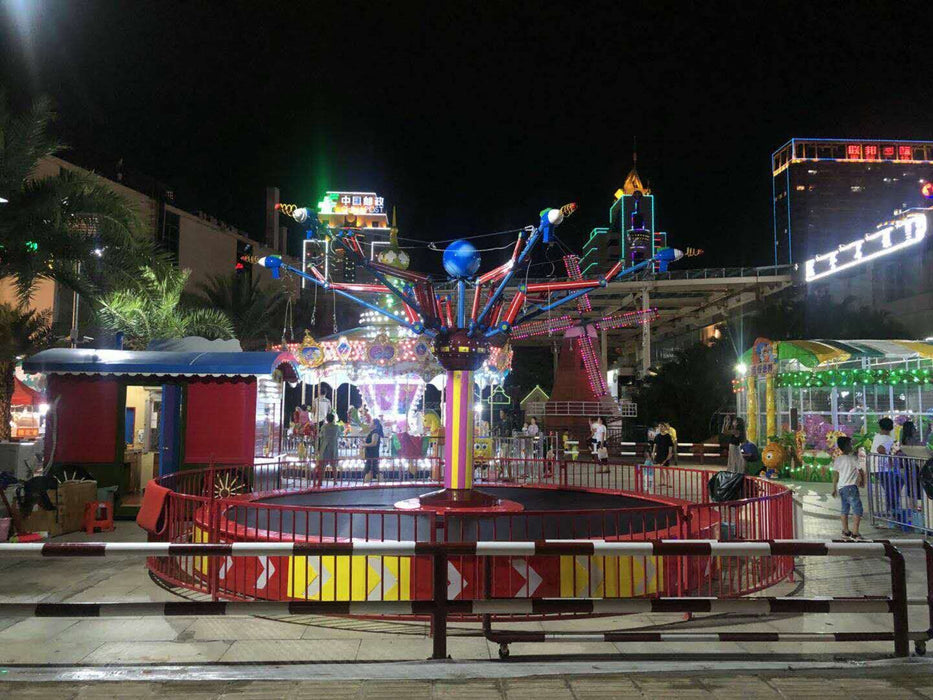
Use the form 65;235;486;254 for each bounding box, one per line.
23;349;299;515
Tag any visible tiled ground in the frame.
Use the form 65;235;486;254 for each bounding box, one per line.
0;478;928;670
4;672;933;698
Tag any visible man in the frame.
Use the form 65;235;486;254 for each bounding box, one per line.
831;435;865;540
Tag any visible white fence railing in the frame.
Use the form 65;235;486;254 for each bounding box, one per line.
524;400;637;418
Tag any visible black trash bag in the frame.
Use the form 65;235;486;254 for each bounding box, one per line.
708;471;745;503
920;458;933;500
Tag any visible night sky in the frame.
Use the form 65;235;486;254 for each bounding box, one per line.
2;1;932;267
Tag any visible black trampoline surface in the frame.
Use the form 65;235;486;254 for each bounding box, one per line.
222;486;679;542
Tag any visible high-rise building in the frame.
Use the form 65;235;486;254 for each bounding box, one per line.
772;138;933;265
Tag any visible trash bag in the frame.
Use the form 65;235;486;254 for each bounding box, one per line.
920;458;933;500
708;471;745;503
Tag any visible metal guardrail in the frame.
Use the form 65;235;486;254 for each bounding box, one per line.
524;401;638;418
0;538;928;659
867;452;933;536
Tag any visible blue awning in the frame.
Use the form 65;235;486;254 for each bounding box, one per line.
22;349;300;382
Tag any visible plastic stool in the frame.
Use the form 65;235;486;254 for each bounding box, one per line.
84;501;115;535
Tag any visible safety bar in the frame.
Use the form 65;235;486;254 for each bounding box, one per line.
0;539;928;660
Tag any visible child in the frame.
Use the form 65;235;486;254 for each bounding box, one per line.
641;447;655;492
831;435;865;540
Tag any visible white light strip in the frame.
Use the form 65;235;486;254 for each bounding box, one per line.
805;212;928;282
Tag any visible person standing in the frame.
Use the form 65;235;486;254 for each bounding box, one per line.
831;436;865;540
666;422;679;465
318;413;340;471
727;418;746;472
872;417;895;454
593;417;609;472
362;418;384;483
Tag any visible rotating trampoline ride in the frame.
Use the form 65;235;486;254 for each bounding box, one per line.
140;203;795;611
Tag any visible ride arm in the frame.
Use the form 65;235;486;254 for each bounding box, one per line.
257;255;433;337
490;248;682;335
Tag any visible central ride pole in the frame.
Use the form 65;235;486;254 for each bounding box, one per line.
444;369;474;491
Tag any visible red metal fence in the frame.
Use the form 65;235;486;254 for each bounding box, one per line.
145;460;796;608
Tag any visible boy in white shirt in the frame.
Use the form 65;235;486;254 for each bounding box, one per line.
871;417;895;455
831;436;865;540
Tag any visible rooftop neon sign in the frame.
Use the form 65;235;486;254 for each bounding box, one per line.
317;191;386;217
804;212;928;282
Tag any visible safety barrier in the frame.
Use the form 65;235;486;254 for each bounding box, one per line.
143;461;795;604
0;538;929;659
867;453;933;536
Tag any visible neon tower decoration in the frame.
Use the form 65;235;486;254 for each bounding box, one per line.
260;203;683;510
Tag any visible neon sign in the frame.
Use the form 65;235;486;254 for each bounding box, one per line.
804;212;928;282
317;191;386;217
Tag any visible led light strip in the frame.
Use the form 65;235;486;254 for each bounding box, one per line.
804;212;928;282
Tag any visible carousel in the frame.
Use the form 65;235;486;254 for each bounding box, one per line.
276;303;512;471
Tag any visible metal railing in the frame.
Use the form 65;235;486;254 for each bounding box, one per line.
143;461;796;606
0;537;928;659
867;452;933;536
524;401;638;418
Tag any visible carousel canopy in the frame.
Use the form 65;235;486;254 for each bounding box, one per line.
739;339;933;369
22;349;300;382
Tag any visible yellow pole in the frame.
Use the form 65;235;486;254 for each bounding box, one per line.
746;375;758;444
765;374;776;440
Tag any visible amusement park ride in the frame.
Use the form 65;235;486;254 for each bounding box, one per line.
259;203;684;512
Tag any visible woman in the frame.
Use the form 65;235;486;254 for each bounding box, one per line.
593;417;609;472
362;418;384;483
727;417;746;472
900;419;918;446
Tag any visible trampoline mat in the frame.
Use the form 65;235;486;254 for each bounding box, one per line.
222;486;679;542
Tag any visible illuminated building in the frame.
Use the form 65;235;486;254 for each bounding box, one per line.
772;138;933;265
581;154;668;277
311;191;391;283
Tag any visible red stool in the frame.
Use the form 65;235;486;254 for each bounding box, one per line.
84;501;115;535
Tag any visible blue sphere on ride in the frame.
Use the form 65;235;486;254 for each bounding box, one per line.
442;239;481;279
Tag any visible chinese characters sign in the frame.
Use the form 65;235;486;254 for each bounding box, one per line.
317;191;385;216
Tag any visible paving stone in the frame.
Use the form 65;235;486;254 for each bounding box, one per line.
359;680;432;699
82;640;231;664
219;639;360;662
293;681;362;699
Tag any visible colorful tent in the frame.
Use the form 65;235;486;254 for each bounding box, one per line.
739;339;933;368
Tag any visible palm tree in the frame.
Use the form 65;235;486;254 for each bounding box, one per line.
0;304;54;441
192;273;287;350
96;264;234;350
0;91;142;302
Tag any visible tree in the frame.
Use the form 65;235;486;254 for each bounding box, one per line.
191;273;287;350
0;92;142;302
0;304;54;441
732;292;907;346
632;341;734;442
96;265;234;350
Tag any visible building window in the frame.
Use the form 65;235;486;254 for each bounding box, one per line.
160;210;180;262
850;185;863;193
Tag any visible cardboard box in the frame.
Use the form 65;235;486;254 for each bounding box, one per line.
58;481;98;534
13;481;98;536
17;489;61;536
